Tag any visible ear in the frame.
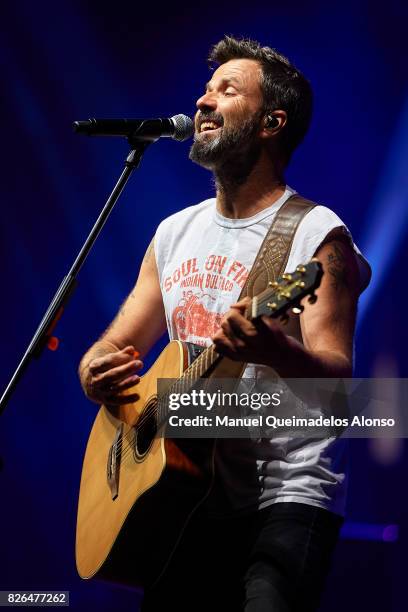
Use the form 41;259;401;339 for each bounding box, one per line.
260;110;287;139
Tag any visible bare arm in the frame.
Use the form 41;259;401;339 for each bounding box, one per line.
212;239;361;378
296;239;360;377
79;238;167;404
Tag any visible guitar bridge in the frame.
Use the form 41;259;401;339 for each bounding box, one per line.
107;423;123;500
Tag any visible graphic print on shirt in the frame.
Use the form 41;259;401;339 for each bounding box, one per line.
172;290;223;342
164;255;249;345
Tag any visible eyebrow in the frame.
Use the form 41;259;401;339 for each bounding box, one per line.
205;76;241;91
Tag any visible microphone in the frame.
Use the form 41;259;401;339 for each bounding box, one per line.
73;114;194;142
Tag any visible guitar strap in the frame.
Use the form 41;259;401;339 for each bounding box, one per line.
238;193;316;300
213;193;316;379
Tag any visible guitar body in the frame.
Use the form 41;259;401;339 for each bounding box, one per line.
76;340;217;587
75;260;322;588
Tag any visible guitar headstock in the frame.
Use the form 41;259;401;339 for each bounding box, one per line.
251;259;323;323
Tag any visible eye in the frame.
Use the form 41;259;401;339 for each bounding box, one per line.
224;89;236;97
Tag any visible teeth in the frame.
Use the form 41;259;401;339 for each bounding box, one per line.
200;121;220;132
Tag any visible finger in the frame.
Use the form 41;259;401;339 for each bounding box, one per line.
213;332;241;355
96;375;140;404
227;314;257;341
123;345;137;353
221;311;257;348
219;320;248;351
229;297;251;310
220;319;236;342
89;346;138;375
89;351;136;376
93;360;143;386
112;374;141;391
126;346;140;359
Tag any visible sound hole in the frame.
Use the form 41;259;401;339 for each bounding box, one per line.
134;397;158;460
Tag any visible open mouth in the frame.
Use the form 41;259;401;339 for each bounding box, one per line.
199;120;222;133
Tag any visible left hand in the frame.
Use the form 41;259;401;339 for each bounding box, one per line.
212;297;292;366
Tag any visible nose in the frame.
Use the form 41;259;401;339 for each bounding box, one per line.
196;89;217;112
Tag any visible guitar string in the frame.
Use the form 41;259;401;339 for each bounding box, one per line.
110;339;235;464
110;378;204;465
107;395;170;466
109;345;217;462
107;284;310;463
108;396;173;463
113;347;214;463
104;272;317;474
108;292;289;463
106;391;176;466
115;347;220;465
107;290;294;463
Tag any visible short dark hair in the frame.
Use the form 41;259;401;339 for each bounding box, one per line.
208;35;313;161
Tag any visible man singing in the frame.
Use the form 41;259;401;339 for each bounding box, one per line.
79;35;370;611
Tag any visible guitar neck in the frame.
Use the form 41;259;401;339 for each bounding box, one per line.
156;260;323;428
155;344;223;429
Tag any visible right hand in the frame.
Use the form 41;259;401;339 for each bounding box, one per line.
85;345;143;405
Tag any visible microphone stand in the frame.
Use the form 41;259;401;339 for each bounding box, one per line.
0;139;151;417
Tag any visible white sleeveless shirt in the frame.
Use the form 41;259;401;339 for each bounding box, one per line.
154;186;371;516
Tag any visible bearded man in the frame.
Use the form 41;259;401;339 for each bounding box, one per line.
79;36;371;611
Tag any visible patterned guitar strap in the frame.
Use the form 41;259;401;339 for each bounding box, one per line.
213;193;316;379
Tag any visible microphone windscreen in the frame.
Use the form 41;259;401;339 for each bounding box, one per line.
171;114;194;141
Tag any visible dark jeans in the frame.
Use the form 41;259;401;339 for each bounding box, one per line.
140;502;343;612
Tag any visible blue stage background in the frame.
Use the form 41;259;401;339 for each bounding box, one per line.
1;1;407;610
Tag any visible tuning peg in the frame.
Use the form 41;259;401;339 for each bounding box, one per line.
308;294;317;304
296;265;306;274
292;305;304;315
281;273;292;281
267;302;277;310
294;281;305;288
268;281;279;288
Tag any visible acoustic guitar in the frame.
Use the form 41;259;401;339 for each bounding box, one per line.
76;260;323;587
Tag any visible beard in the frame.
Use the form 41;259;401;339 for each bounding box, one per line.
189;110;263;190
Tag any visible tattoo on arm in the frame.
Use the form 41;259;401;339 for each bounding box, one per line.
326;243;350;290
119;290;135;317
